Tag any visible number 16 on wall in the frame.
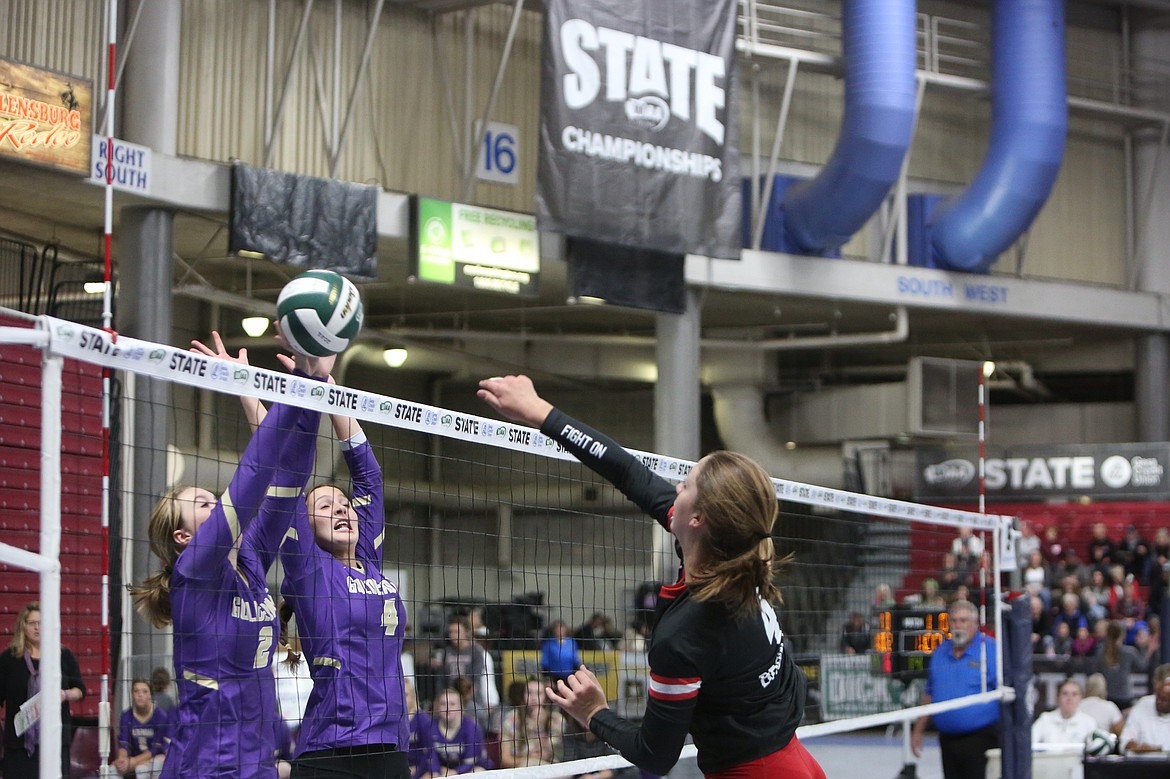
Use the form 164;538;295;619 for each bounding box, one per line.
475;121;519;185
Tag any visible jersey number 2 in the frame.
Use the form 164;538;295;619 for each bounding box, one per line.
253;626;274;669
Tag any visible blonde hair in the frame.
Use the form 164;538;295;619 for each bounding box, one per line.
684;451;789;618
1085;673;1108;699
7;602;40;657
130;487;190;628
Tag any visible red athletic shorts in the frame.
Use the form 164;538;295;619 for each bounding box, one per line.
705;736;827;779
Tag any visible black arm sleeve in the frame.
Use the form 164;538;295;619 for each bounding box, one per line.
540;408;676;531
589;697;695;776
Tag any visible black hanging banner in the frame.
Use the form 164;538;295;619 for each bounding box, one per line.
538;0;741;259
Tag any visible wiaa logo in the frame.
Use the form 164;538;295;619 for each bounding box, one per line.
923;458;976;487
625;95;669;131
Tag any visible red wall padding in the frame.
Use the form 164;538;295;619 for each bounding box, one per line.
0;315;105;718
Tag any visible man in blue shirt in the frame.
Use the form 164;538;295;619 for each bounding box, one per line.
911;599;1000;779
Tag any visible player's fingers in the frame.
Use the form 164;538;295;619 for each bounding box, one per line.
211;330;225;352
190;339;212;355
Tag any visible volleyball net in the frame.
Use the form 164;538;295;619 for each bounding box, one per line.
0;313;1022;778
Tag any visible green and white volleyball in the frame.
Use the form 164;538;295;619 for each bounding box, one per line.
276;270;364;357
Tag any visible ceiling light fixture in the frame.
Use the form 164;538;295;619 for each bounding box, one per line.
382;347;408;368
241;316;270;338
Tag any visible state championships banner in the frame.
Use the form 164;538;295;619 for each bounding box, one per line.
537;0;741;259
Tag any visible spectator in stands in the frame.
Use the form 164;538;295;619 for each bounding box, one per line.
1093;620;1153;711
1079;673;1124;735
951;527;984;565
1088;522;1119;572
1030;595;1054;655
1041;524;1067;568
1053;556;1090;590
1031;679;1098;746
1071;625;1098;658
936;554;966;597
921;578;947;609
1085;569;1110;614
1022;551;1051;608
499;678;563;768
620;619;650;655
1050;622;1073;657
1017;521;1041;571
467;611;501;734
872;583;897;610
149;667;175;713
1150;529;1170;619
1104;561;1132;617
839;613;871;655
113;678;169;778
1119;664;1170;753
1083;590;1108;628
420;687;493;774
1051;592;1088;642
1154;527;1170;564
405;679;435;779
1119;524;1152;585
0;601;86;779
574;613;622;651
540;620;582;684
432;617;497;732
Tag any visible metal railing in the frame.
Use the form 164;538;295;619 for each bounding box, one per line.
739;0;1170;119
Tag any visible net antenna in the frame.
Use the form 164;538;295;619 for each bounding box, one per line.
21;313;1019;777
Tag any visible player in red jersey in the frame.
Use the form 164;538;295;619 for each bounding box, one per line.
478;375;825;779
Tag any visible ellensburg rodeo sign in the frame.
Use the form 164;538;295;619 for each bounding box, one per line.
0;56;91;176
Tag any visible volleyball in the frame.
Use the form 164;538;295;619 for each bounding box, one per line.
276;270;364;357
1085;729;1118;757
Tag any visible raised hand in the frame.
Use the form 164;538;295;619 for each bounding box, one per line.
476;375;553;427
545;665;608;730
191;330;250;365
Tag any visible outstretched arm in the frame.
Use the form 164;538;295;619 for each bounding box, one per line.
177;344;336;579
191;331;267;431
478;375;675;527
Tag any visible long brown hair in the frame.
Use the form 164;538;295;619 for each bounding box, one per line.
7;602;40;657
684;451;788;618
130;487;190;628
1102;620;1123;668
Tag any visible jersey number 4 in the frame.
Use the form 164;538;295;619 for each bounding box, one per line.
381;599;400;636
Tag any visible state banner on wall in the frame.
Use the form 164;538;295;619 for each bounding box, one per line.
538;0;741;259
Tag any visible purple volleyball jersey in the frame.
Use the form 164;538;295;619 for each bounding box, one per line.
119;705;170;758
280;439;409;756
162;402;319;779
427;717;492;773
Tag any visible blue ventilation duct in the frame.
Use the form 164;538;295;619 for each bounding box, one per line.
930;0;1067;273
779;0;917;254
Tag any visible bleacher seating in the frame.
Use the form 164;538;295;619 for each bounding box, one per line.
903;500;1170;600
69;724;102;779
